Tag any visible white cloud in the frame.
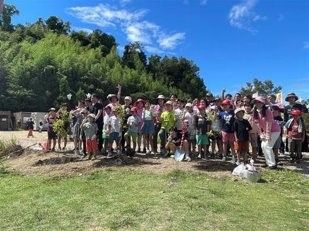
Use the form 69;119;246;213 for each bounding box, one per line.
228;0;266;32
304;41;309;49
68;3;185;53
120;0;132;5
158;33;186;49
200;0;208;6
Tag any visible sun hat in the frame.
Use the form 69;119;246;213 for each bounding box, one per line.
271;104;284;113
235;107;245;116
252;96;266;104
157;95;165;100
49;107;56;111
285;93;299;102
185;103;193;108
88;113;96;119
165;100;173;105
107;94;117;100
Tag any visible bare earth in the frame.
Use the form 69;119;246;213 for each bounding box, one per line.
1;131;308;178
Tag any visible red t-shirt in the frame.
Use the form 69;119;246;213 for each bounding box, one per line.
287;120;302;140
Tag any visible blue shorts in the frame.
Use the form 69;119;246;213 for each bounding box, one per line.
109;132;120;142
142;120;155;135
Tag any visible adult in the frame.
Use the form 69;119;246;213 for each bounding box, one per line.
253;96;281;169
121;96;132;151
89;94;103;152
134;98;145;153
45;108;58;151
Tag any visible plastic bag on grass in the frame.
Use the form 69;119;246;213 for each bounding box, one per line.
232;163;261;183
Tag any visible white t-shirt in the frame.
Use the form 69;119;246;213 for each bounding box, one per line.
174;108;184;130
108;115;121;133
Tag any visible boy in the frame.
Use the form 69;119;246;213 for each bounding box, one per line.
195;104;210;159
103;106;112;155
159;101;176;156
107;108;122;158
81;114;98;160
234;108;252;165
219;99;236;162
125;107;141;154
285;109;306;163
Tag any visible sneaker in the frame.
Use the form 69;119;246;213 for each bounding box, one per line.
185;155;191;162
79;150;85;157
222;156;226;161
146;150;151;155
231;156;236;164
107;152;115;158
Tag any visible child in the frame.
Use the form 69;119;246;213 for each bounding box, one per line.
272;105;284;163
125;107;141;154
244;103;259;161
26;118;34;138
107;108;122;158
70;102;86;155
219;99;236;162
183;103;196;155
207;105;223;158
159;101;176;156
233;108;252;165
285;109;306;163
141;101;155;155
134;98;145;153
195;104;210;159
46;108;58;151
166;122;191;161
102;106;112;155
81;114;98;160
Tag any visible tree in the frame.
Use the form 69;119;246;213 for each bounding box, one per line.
122;42;147;69
0;4;19;31
45;16;70;34
239;78;282;96
89;29;116;57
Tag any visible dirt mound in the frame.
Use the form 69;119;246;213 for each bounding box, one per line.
34;156;81;166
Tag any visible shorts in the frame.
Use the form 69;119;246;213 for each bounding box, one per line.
142;120;155;135
221;131;235;144
249;133;258;148
48;129;57;140
86;139;98;153
109;132;120;142
235;140;249;154
196;134;209;145
125;131;138;140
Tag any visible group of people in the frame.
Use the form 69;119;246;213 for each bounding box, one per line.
42;87;308;169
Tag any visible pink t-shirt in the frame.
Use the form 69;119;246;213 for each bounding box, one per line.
256;108;280;138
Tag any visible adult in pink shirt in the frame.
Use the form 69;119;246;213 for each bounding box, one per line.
253;96;281;169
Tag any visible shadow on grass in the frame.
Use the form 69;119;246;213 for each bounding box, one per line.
192;160;235;172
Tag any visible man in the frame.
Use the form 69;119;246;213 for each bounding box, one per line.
153;95;165;154
89;94;103;152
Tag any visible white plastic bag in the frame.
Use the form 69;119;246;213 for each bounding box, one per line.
232;163;246;176
232;163;261;183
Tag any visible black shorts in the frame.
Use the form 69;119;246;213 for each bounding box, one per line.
48;130;57;140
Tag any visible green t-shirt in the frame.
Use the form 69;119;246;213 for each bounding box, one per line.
160;111;175;131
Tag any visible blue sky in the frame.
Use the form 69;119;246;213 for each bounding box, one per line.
5;0;309;100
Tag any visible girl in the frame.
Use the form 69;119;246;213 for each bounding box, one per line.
70;102;86;155
134;98;145;153
207;105;223;158
141;101;155;155
244;103;259;161
272;105;284;163
183;103;196;155
107;108;122;158
102;106;112;155
253;96;281;169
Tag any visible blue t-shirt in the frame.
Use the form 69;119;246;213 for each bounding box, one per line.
219;111;235;133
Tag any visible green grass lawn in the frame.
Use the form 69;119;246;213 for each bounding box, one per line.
0;167;308;231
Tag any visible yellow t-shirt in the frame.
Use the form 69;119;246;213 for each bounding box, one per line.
160;111;176;131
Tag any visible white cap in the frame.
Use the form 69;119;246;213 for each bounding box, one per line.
124;96;132;102
157;95;165;99
185;103;193;108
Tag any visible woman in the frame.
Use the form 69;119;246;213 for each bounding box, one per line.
253;96;281;169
